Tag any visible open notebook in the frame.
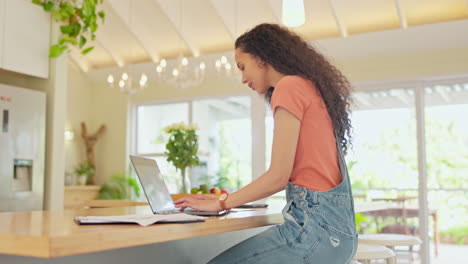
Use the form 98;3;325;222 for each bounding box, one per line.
74;213;206;227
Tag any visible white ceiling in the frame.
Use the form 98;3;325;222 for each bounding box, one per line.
74;0;468;72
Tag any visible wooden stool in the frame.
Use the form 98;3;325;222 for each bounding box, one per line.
358;234;422;263
353;243;396;264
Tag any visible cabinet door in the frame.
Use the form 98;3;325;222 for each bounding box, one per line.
0;0;5;67
2;0;50;79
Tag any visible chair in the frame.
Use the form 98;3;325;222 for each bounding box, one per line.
353;243;396;264
358;234;422;263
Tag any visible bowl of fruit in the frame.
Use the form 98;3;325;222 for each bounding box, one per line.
170;184;228;201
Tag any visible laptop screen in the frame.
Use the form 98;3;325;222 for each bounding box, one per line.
129;156;177;213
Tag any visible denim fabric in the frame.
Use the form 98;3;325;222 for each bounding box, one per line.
208;136;357;264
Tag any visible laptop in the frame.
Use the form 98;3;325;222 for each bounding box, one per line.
129;155;229;216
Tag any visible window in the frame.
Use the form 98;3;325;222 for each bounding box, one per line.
192;96;251;191
424;83;468;245
133;96;251;193
136;103;189;155
134;103;189;193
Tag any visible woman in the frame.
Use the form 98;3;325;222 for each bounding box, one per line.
174;23;357;264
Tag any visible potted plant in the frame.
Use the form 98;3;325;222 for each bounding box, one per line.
163;122;201;194
74;161;95;185
97;173;141;200
32;0;105;58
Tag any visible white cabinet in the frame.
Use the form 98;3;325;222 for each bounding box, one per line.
1;0;50;79
0;0;5;67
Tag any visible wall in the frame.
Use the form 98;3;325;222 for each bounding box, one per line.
64;63;94;177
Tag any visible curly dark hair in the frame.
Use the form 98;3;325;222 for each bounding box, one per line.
235;23;353;154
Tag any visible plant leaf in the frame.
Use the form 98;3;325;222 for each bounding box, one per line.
98;11;105;21
49;44;67;58
81;46;94;55
62;36;78;45
43;1;54;12
79;36;87;48
60;25;73;34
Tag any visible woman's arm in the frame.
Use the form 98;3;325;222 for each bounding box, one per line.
222;107;301;208
174;107;301;211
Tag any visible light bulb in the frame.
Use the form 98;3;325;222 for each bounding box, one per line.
181;57;188;66
122;73;128;80
119;80;125;88
221;56;227;64
225;63;232;70
107;74;114;83
140;73;148;83
172;69;179;77
215;60;221;69
160;59;167;68
156;66;163;73
199;62;206;70
282;0;305;27
139;75;147;87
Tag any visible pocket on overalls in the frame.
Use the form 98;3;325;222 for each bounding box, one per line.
283;200;304;226
303;221;356;264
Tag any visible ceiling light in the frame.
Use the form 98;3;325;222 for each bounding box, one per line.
221;56;228;64
282;0;305;27
181;57;188;66
107;74;114;84
122;72;128;81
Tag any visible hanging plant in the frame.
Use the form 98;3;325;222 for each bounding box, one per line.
32;0;105;58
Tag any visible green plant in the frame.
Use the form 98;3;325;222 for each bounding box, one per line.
164;122;201;193
355;213;369;233
440;226;468;245
32;0;105;58
98;173;141;200
74;160;95;176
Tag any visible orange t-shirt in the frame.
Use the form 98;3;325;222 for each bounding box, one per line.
270;75;342;191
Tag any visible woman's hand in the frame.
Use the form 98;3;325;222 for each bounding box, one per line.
174;196;221;212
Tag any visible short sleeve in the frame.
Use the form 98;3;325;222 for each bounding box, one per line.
270;76;312;121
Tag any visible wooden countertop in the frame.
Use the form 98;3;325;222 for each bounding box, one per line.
0;200;387;259
0;201;285;258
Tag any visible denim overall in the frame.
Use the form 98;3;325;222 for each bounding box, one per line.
208;134;358;264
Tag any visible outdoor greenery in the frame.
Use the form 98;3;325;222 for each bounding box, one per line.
98;173;141;200
348;110;467;244
440;226;468;245
164;122;201;193
32;0;105;57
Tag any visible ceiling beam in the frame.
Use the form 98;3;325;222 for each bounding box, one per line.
153;0;201;57
353;93;371;107
94;34;125;67
328;0;348;37
394;0;408;29
266;0;282;24
69;47;90;72
434;86;451;103
208;0;236;40
390;89;411;105
105;1;160;63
